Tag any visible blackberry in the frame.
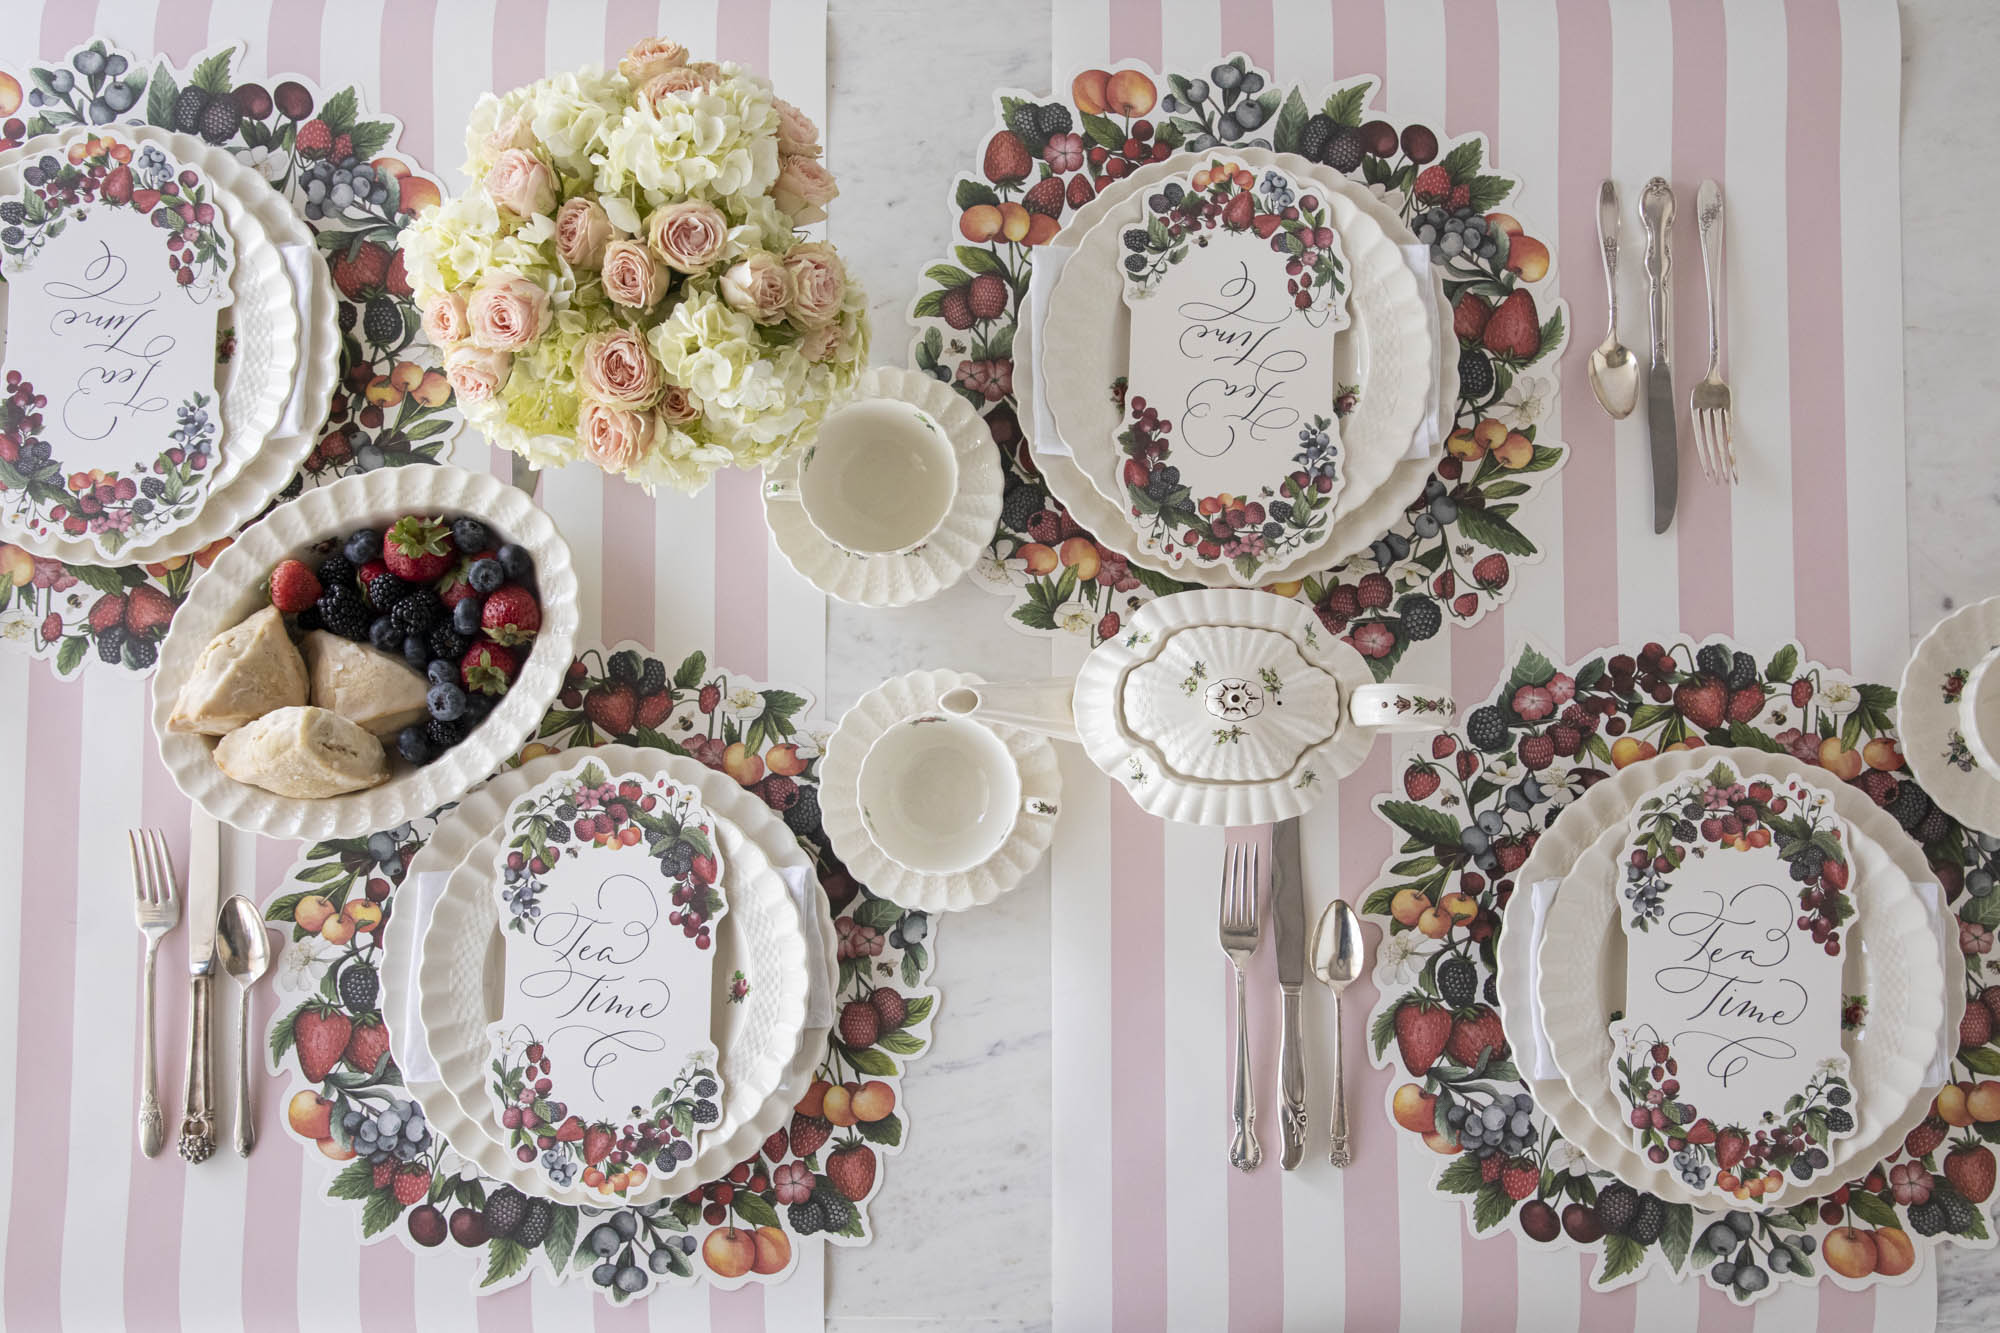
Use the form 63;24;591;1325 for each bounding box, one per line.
1594;1182;1639;1236
198;98;240;145
1436;955;1477;1008
1674;820;1697;842
317;555;356;588
691;1099;719;1124
1005;103;1045;154
555;801;578;822
1323;125;1364;172
1626;1193;1666;1245
1889;781;1932;833
608;649;642;684
1695;644;1732;679
783;786;823;836
1466;705;1510;753
390;592;440;634
126;636;158;670
1906;1199;1947;1237
1397;595;1442;642
1000;482;1048;531
694;1077;718;1098
1457;348;1493;400
426;717;467;750
482;1186;528;1238
514;1198;554;1248
141;476;166;499
547;822;570;843
366;572;410;609
172;85;210;134
639;658;667;695
1823;1107;1854;1134
1728;651;1758;691
1296;113;1336;163
428;624;467;661
1034;102;1073;141
1269;499;1293;523
1917;805;1953;845
296;606;322;633
1826;1085;1852;1107
660;842;695;877
786;1196;827;1235
815;1189;855;1233
1483;974;1498;1006
95;628;127;664
1936;1188;1980;1235
318;590;371;641
337;961;379;1012
362;297;402;346
0;201;23;225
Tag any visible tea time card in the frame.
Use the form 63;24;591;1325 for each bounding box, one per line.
0;132;233;557
1606;761;1858;1202
1111;162;1350;584
486;758;728;1197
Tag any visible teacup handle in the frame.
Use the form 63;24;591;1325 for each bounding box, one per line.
762;478;802;502
1348;683;1455;733
1024;797;1060;819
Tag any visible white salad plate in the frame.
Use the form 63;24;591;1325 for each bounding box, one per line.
152;464;579;838
1900;594;2000;837
413;745;830;1202
1032;149;1443;585
821;668;1061;913
1506;747;1958;1209
0;127;329;564
766;366;1002;608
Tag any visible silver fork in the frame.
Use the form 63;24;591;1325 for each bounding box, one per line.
130;829;182;1157
1690;179;1735;484
1219;841;1263;1172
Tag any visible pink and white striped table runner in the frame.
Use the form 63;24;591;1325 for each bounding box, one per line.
1045;1;1915;1330
0;1;833;1328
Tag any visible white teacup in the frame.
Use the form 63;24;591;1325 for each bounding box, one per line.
1963;646;2000;771
764;399;958;556
857;713;1057;875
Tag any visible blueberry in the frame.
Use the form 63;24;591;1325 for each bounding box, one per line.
592;1263;618;1288
587;1223;621;1257
395;726;431;764
427;658;457;687
451;517;490;552
1216;113;1242;140
612;1211;639;1240
369;617;401;651
497;543;534;581
452;596;484;636
680;1235;696;1254
468;557;504;594
403;635;429;672
344;528;382;565
649;1247;675;1274
427;683;466;721
614;1265;647;1294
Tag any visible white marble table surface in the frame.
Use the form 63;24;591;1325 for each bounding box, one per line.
819;1;1999;1327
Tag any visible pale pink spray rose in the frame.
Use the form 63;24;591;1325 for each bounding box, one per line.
578;400;657;472
420;291;469;346
647;200;728;273
782;242;846;327
577;328;664;409
771;98;821;157
554;197;616;269
599;238;668;308
465;273;550;351
443;345;512;404
798;321;845;363
482;147;557;218
619;37;689;83
771;155;838;224
640;66;713;106
719;252;791;323
482;114;537;156
657;383;702;426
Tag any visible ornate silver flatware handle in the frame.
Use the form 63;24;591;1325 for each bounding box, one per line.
179;973;215;1164
138;937;165;1157
1229;969;1262;1171
1279;986;1307;1169
1329;994;1351;1168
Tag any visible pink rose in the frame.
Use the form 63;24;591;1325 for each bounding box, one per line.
443;345;512;404
465;273;549;351
719;251;790;323
782;242;846;327
619;36;688;83
798;321;845;363
576;328;663;409
646;200;728;273
578;401;656;473
420;291;469;346
482;147;556;218
657;383;702;426
640;66;713;106
599;239;667;308
772;98;821;157
554;197;616;269
482;114;536;156
771;155;838;224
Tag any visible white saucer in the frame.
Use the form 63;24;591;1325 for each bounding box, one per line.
822;668;1059;912
1901;595;2000;836
765;366;1003;607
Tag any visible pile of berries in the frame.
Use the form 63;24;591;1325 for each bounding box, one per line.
267;514;540;767
339;1096;430;1165
1623;849;1670;925
1444;1091;1537;1159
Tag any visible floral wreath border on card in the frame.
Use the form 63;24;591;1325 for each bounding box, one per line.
262;641;938;1300
0;37;460;677
906;54;1566;672
1361;634;1999;1302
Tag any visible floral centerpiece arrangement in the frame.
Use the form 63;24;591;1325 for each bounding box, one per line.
403;37;869;492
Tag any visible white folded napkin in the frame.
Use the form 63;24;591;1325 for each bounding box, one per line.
781;862;836;1027
385;869;451;1085
1916;879;1951;1086
274;243;321;437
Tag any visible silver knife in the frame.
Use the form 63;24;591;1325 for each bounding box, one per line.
1639;177;1677;534
1270;817;1308;1170
179;809;220;1163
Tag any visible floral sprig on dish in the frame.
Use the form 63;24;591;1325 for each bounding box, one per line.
1119;160;1345;308
0;133;231;291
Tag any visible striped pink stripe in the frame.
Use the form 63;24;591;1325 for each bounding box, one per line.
4;668;86;1331
1333;0;1388;103
376;0;439;170
1106;786;1168;1330
1223;0;1274;66
263;0;323;85
1107;0;1161;67
478;1278;532;1331
150;0;211;62
1784;0;1849;668
1699;1275;1755;1331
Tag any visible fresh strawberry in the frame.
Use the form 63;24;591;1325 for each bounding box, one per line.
87;592;127;631
1945;1144;1996;1204
982;130;1032;183
1675;676;1729;732
825;1143;876;1201
582;681;636;734
1480;289;1543;361
1021;176;1065;218
461;641;518;696
1500;1157;1540;1201
343;1014;391;1074
1413;165;1453;203
382;516;455;583
1726;686;1765;723
1404;763;1440;801
1445;1005;1510;1068
480;586;541;645
268;560;321;614
294;1002;352;1084
1393;998;1453;1076
583;1125;617;1165
838;999;881;1048
636;690;673;729
1453;293;1491;341
789;1112;832;1159
434;552;490;609
1220;191;1254;230
392;1163;431;1206
1715;1129;1749;1169
1905;1114;1949;1160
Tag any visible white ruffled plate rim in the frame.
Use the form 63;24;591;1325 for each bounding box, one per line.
1900;594;2000;838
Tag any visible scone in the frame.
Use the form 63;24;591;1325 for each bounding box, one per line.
301;631;430;737
214;706;391;799
167;605;309;735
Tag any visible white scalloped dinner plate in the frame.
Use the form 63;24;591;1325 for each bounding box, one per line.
1033;149;1444;586
1503;747;1958;1209
0;127;330;564
151;465;579;838
415;746;817;1204
1900;595;2000;837
766;366;1003;608
821;669;1060;912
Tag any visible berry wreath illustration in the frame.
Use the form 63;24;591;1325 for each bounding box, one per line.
0;37;459;678
1364;635;2000;1302
264;641;938;1299
909;55;1565;664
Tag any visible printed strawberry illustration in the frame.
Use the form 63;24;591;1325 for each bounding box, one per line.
88;592;126;633
1684;1118;1717;1146
480;586;541;645
1220;191;1254;231
868;988;908;1030
101;163;132;203
583;1125;617;1165
789;1112;832;1159
1790;677;1815;707
826;1143;878;1201
294;1002;352;1084
1480;1154;1504;1182
1393;997;1453;1076
383;516;455;583
1726;686;1765;723
1453;293;1491;341
1905;1114;1949;1160
373;1160;396;1190
1945;1143;1995;1204
115;583;173;637
1433;734;1457;759
1959;1003;1993;1052
1444;1004;1510;1068
982;130;1032;183
1066;174;1096;209
838;999;881;1049
1404;763;1440;801
1480;289;1542;361
461;641;518;695
938;286;974;330
1021;176;1065;218
1250;212;1283;239
1983;986;2000;1029
1516;735;1555;770
1500;1157;1539;1201
343;1013;391;1074
1456;750;1479;781
329;239;392;299
1413;164;1453;204
636;690;673;729
1674;676;1728;732
582;681;636;734
1471;554;1509;590
966;272;1008;320
296;117;333;159
556;1116;585;1142
1715;1129;1749;1169
392;1163;431;1206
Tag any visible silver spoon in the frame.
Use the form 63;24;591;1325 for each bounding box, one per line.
1588;179;1640;420
216;895;274;1158
1310;898;1366;1167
